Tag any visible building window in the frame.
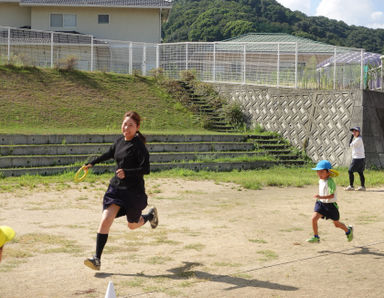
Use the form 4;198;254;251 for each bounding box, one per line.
50;14;77;28
98;14;109;24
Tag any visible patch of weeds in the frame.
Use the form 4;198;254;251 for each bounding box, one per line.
257;250;278;261
213;262;241;267
118;277;146;288
0;259;27;272
279;227;304;232
155;196;183;201
230;272;252;279
176;271;196;279
180;190;207;195
356;214;379;224
151;235;181;246
163;288;184;297
248;239;267;244
145;255;173;265
179;280;196;288
213;225;229;229
17;233;82;255
4;247;33;258
183;243;205;251
121;231;144;241
65;224;86;229
179;227;201;237
103;245;123;254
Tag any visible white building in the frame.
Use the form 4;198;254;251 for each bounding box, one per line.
0;0;172;43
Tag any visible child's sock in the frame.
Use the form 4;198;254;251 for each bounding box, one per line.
346;229;351;235
314;235;319;238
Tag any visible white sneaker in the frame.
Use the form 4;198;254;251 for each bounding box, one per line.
344;186;354;191
357;186;366;191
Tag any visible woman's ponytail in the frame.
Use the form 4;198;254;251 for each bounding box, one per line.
136;130;146;144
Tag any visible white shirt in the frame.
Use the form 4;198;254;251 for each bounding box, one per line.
318;178;337;203
350;136;365;159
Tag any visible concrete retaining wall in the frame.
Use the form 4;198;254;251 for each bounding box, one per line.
214;84;383;168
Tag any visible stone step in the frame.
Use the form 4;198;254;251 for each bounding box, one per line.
0;151;267;168
265;149;292;155
276;154;300;160
256;144;289;150
253;139;282;144
0;134;251;145
0;142;255;156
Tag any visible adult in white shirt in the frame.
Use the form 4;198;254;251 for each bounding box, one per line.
345;126;366;191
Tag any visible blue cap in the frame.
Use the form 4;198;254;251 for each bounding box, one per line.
312;160;332;171
350;126;361;132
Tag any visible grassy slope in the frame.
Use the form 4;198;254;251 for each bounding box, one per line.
0;65;203;134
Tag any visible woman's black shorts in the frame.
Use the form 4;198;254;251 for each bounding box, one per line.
103;185;147;223
349;158;365;173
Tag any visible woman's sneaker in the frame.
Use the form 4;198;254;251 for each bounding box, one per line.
344;186;354;191
84;255;101;270
357;186;366;191
148;207;158;229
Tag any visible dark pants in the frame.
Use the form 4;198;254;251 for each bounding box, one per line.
348;158;365;187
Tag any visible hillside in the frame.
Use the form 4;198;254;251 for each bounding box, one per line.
0;65;202;134
163;0;384;53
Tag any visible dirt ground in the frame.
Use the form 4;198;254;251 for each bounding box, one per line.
0;177;384;298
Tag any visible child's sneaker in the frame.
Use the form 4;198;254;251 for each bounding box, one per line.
84;255;101;270
346;225;354;242
344;186;354;191
148;207;158;229
306;236;320;243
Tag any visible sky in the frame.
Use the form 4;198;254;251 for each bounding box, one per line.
277;0;384;29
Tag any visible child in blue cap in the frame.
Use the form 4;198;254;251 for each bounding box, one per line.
307;160;353;243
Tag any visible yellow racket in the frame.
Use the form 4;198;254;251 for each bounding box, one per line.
74;165;89;182
329;169;339;177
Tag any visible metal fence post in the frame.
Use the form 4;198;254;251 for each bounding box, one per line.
360;49;364;90
142;45;146;76
294;42;298;88
7;27;11;63
243;44;246;84
156;44;160;69
277;43;280;88
381;55;384;91
333;47;337;89
50;32;54;68
186;42;189;70
90;35;94;72
213;43;216;82
129;42;133;75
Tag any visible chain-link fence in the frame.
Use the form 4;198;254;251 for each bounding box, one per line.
1;25;379;90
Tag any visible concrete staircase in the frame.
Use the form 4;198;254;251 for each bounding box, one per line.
0;134;306;177
178;81;234;132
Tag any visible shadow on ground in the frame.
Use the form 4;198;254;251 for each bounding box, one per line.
95;261;298;292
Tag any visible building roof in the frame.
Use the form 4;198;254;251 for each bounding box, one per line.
19;0;173;8
221;33;356;54
317;51;382;67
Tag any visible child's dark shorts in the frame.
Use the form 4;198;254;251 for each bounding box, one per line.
103;185;148;223
314;201;340;221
